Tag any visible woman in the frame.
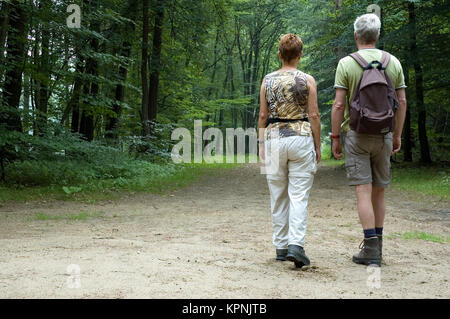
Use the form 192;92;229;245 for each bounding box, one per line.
258;34;321;268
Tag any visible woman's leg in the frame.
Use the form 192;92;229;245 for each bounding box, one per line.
287;173;314;247
265;138;289;249
286;136;316;247
267;177;289;249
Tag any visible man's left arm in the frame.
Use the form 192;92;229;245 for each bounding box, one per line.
392;88;407;154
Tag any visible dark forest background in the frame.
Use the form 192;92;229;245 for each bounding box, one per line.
0;0;448;193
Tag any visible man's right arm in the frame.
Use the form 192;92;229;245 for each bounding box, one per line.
331;88;347;159
331;59;348;159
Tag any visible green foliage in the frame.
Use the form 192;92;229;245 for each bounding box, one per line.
0;160;239;203
62;186;82;194
297;0;449;161
388;231;450;243
123;122;176;161
391;164;450;200
1;0;449;198
0;126;31;180
34;211;103;221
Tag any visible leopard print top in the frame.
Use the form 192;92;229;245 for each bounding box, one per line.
264;69;311;140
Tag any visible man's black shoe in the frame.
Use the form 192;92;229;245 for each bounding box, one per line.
352;237;381;266
377;235;383;259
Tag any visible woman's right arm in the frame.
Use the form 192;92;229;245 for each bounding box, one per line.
306;75;321;163
258;78;269;162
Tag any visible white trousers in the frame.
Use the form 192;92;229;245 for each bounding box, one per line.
265;135;317;249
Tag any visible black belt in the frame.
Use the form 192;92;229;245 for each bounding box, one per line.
266;117;309;127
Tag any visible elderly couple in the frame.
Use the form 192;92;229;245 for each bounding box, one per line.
257;13;407;268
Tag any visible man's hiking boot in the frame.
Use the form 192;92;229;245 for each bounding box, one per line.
286;245;310;268
276;249;288;261
352;237;381;266
377;235;383;259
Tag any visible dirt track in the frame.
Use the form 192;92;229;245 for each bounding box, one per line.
0;163;449;298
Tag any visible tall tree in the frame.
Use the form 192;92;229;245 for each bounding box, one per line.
148;0;165;123
34;0;52;136
0;1;11;84
105;0;137;139
79;1;100;141
408;1;431;163
69;54;85;133
1;0;27;132
403;67;413;162
141;0;150;136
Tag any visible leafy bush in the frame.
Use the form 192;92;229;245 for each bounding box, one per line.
0;122;180;187
123;121;176;162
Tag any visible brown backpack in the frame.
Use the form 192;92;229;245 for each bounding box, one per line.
349;51;398;134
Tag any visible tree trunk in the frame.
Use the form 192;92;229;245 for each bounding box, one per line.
105;41;131;139
69;56;84;132
408;2;431;163
141;0;150;136
79;18;99;141
403;68;413;162
23;73;31;132
249;35;260;129
34;0;51;136
207;29;220;99
105;0;137;139
0;1;11;86
148;0;165;123
1;0;26;132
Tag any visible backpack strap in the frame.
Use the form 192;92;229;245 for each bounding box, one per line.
350;51;392;70
379;51;391;69
349;52;369;68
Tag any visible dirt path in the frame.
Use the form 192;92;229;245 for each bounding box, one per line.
0;164;449;298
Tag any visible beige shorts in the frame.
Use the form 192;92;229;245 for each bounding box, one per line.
343;130;393;188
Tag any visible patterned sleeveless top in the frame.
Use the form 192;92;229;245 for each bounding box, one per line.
264;69;311;140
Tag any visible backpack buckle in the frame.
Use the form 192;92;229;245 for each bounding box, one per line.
364;61;386;70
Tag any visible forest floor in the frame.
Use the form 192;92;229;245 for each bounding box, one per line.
0;163;449;298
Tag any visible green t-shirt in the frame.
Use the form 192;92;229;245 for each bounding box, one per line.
334;48;407;132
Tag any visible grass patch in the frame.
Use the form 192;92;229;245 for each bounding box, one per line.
387;231;450;243
391;164;449;200
321;158;345;167
34;211;103;221
0;159;242;204
320;141;345;167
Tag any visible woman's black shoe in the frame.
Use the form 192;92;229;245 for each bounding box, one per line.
286;245;310;268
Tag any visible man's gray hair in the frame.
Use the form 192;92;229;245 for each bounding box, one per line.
354;13;381;44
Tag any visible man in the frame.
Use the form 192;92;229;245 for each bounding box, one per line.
331;13;407;266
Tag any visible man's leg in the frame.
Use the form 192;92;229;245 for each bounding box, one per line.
371;133;393;258
353;182;381;265
372;186;385;228
372;186;385;258
344;131;381;265
355;183;375;230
